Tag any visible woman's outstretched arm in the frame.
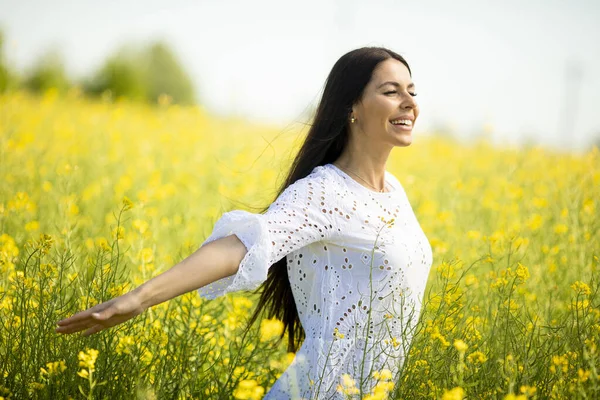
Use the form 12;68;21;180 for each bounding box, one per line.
55;234;247;336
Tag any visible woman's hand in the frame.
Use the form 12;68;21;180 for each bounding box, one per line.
55;290;146;336
55;235;246;337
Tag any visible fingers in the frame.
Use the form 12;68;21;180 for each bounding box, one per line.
56;306;116;335
56;309;95;327
55;319;96;335
55;313;113;335
55;295;141;337
56;302;111;326
82;324;106;337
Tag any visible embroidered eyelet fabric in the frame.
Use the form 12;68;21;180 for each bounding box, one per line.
197;163;433;399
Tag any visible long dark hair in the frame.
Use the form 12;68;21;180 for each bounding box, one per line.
242;47;412;352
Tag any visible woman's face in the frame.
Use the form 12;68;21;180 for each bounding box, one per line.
351;58;419;147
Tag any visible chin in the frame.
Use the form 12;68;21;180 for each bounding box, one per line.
393;136;413;147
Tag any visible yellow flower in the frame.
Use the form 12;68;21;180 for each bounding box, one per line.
365;371;395;400
95;237;111;251
122;196;134;211
78;348;99;371
380;369;392;381
466;230;481;240
453;339;468;353
503;299;520;312
550;354;569;373
40;360;67;377
571;281;591;296
336;374;359;396
525;214;543;230
465;274;478;286
437;262;456;279
430;326;450;347
553;223;568;234
38;234;54;255
442;386;465;400
515;262;529;283
519;385;537;396
341;374;355;387
116;335;135;355
513;236;529;249
578;368;590;382
503;394;527;400
467;351;488;364
232;296;254;311
132;219;149;234
582;198;595;215
112;226;125;240
7;191;36;214
24;220;39;232
233;379;264;400
139;247;154;263
532;197;548;208
259;318;284;342
333;327;345;339
569;299;590;311
372;368;393;381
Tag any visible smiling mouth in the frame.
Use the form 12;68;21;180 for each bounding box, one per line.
389;120;413;131
390;119;413;127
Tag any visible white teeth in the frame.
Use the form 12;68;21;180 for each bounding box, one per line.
390;119;412;126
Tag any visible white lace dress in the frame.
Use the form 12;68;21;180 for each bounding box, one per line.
198;163;433;399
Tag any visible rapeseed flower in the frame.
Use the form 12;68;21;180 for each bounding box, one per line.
442;386;465;400
333;327;345;339
467;351;488;364
336;373;359;396
453;339;468;353
259;318;284;342
78;348;99;375
233;379;264;400
571;281;591;296
40;360;67;377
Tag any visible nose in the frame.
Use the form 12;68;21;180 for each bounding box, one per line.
401;93;417;110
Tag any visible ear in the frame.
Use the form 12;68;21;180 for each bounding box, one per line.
350;103;359;121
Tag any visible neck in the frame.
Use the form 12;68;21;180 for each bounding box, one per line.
333;140;391;191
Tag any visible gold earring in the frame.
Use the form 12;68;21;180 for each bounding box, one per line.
350;117;356;123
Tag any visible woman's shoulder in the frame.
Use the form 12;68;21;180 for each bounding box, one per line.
270;165;339;208
287;164;340;191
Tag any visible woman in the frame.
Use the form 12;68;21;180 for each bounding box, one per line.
56;46;433;399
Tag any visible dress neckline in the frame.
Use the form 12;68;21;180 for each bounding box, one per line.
324;163;399;197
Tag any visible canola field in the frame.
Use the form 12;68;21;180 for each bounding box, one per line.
0;90;599;399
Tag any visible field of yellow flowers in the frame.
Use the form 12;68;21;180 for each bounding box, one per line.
0;90;598;399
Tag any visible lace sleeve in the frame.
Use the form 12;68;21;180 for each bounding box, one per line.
197;172;335;299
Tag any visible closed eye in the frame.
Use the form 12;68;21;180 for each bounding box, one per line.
384;91;418;97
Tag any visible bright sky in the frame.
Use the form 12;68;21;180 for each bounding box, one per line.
1;0;599;151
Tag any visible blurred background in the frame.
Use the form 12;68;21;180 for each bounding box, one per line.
1;0;599;152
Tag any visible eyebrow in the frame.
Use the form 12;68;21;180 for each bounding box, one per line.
377;81;415;89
